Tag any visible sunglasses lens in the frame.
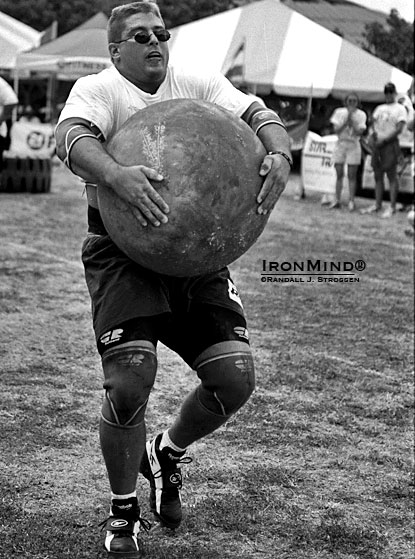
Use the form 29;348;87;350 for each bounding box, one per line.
157;30;171;42
134;30;171;43
134;32;151;43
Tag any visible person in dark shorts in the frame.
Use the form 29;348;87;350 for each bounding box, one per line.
361;82;407;218
55;2;291;557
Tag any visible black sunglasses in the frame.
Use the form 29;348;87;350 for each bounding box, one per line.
115;29;171;44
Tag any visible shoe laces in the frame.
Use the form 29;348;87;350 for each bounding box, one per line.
153;454;193;480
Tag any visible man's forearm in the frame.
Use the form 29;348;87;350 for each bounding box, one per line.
59;137;119;186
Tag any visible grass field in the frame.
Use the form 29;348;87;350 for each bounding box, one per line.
0;161;413;559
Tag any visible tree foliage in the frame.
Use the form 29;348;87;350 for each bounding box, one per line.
362;9;414;75
0;0;258;34
0;0;103;34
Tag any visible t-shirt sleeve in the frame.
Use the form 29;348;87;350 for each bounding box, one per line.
330;108;345;127
396;104;408;123
57;75;113;139
201;72;254;116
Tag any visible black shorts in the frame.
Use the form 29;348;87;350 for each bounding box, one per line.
371;139;401;172
82;207;248;362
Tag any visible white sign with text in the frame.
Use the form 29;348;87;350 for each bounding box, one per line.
8;121;55;158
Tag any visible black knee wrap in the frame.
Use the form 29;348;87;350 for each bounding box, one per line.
193;341;255;417
101;341;157;427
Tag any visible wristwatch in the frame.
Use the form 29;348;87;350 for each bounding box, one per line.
267;150;293;168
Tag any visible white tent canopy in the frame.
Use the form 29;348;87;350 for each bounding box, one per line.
0;11;41;71
168;0;413;101
15;12;110;81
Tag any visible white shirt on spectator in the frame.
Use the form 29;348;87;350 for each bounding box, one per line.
372;101;407;143
330;107;367;143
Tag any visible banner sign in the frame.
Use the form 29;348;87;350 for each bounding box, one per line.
16;56;111;81
301;131;414;195
301;131;337;194
8;121;55;158
56;58;110;79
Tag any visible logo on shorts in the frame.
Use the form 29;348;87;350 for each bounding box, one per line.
100;329;124;346
227;280;243;308
234;326;249;341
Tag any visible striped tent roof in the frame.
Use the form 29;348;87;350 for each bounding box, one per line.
169;0;412;101
15;13;110;80
0;11;41;70
283;0;390;47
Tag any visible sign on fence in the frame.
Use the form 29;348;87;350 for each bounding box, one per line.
301;131;337;194
7;121;55;158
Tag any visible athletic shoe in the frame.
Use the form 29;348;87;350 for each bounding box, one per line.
294;189;306;201
100;497;150;558
360;204;380;215
328;201;341;209
348;201;356;212
380;207;396;219
140;434;192;529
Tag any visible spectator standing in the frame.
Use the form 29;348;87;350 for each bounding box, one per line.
361;82;407;218
397;92;414;152
329;93;367;211
0;76;18;170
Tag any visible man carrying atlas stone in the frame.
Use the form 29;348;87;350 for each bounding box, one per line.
55;2;291;557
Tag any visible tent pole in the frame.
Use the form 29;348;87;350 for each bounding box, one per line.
12;67;20;123
46;73;56;122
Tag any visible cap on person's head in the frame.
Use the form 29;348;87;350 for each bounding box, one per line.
384;82;397;94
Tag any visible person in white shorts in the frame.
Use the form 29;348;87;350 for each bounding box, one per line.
329;93;367;211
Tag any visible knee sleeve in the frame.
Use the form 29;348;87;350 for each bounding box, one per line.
101;341;157;427
193;341;255;417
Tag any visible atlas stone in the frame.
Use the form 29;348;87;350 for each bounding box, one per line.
98;99;270;276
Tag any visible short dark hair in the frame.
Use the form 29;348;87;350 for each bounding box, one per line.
384;82;397;94
108;1;164;43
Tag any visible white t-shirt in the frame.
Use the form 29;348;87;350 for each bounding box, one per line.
58;65;253;143
372;101;407;142
397;94;414;149
329;107;367;143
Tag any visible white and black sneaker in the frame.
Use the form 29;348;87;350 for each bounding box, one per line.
100;497;150;558
140;434;192;529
